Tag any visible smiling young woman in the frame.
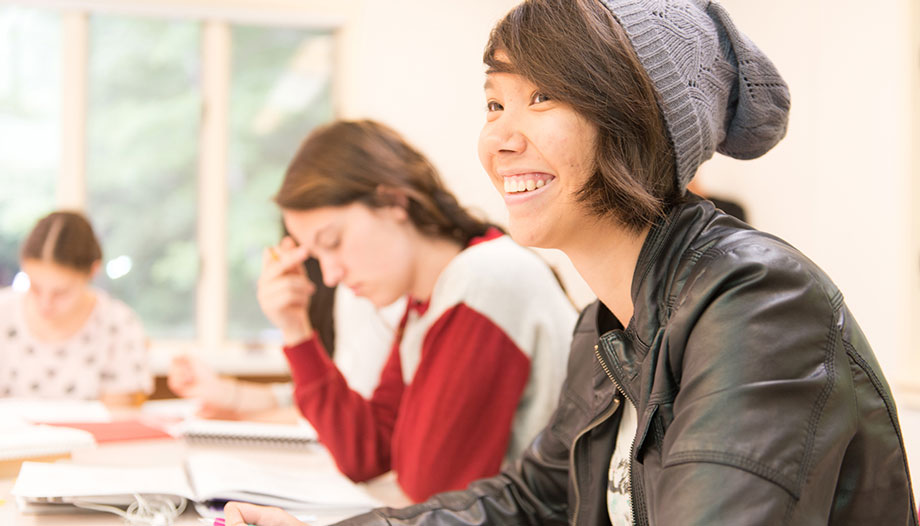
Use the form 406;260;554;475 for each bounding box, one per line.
225;1;915;525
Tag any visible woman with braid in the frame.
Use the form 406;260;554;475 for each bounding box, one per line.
256;119;575;502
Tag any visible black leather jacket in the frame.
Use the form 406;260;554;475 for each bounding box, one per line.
340;197;916;525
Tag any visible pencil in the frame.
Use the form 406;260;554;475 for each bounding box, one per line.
267;246;280;261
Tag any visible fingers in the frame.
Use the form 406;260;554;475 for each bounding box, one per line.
168;354;226;401
224;501;307;526
171;354;192;368
262;237;309;278
258;274;315;307
279;236;298;251
257;260;315;317
258;237;315;343
166;355;195;395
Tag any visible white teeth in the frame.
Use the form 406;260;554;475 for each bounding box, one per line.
504;176;550;193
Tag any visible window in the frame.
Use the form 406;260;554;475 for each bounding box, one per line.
0;7;60;286
227;25;335;342
0;3;339;351
87;15;201;338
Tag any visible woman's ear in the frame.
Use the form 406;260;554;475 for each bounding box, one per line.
375;186;410;220
89;259;102;280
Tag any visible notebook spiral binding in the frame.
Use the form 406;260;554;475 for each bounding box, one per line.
176;419;318;449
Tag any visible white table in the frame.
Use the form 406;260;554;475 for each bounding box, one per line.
0;436;411;526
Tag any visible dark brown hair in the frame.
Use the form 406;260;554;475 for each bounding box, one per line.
20;211;102;274
276;119;491;246
484;0;680;232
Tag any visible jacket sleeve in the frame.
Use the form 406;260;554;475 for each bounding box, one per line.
285;336;405;483
334;397;573;526
643;242;858;524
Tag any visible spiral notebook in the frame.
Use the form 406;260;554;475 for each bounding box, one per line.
173;418;318;448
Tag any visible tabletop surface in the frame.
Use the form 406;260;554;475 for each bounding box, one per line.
0;416;411;526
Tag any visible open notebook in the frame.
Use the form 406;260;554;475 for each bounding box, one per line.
12;452;380;518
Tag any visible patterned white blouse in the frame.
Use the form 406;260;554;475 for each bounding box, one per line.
0;287;152;400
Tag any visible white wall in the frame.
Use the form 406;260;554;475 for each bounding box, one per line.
695;0;918;390
913;0;920;392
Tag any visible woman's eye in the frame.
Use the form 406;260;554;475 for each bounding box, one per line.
531;92;550;104
486;101;503;112
318;237;340;251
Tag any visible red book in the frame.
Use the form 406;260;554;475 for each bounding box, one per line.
42;420;174;443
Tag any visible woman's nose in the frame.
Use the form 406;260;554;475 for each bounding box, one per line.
318;256;344;288
481;115;526;155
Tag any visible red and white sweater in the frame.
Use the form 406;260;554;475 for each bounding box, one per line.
284;230;576;502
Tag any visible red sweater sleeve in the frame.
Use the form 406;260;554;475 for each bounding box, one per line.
284;303;531;503
284;336;405;483
390;304;531;502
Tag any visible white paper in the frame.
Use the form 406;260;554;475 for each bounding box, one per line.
12;451;380;515
12;461;195;501
186;452;379;510
0;398;111;423
0;424;96;461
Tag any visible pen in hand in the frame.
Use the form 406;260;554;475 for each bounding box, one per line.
199;518;251;526
199;515;315;526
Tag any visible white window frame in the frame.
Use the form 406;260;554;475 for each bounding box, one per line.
16;0;344;374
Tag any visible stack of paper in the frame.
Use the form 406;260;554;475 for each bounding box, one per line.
0;419;95;478
0;424;96;462
0;399;106;460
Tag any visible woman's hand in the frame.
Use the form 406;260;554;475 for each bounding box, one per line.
224;502;308;526
257;236;314;346
167;355;237;416
167;355;280;418
168;354;223;400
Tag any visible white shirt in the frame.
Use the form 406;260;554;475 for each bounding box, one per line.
608;396;637;525
331;286;405;398
0;287;152;399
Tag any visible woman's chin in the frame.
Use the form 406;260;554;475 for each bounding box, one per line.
507;220;551;249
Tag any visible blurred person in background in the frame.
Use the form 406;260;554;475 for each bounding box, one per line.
0;211;152;407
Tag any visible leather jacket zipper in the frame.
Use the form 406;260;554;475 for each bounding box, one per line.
592;341;641;526
570;365;621;526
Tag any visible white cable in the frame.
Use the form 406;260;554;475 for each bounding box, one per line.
72;494;187;526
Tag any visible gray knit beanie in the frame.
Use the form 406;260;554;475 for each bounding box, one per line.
599;0;791;190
